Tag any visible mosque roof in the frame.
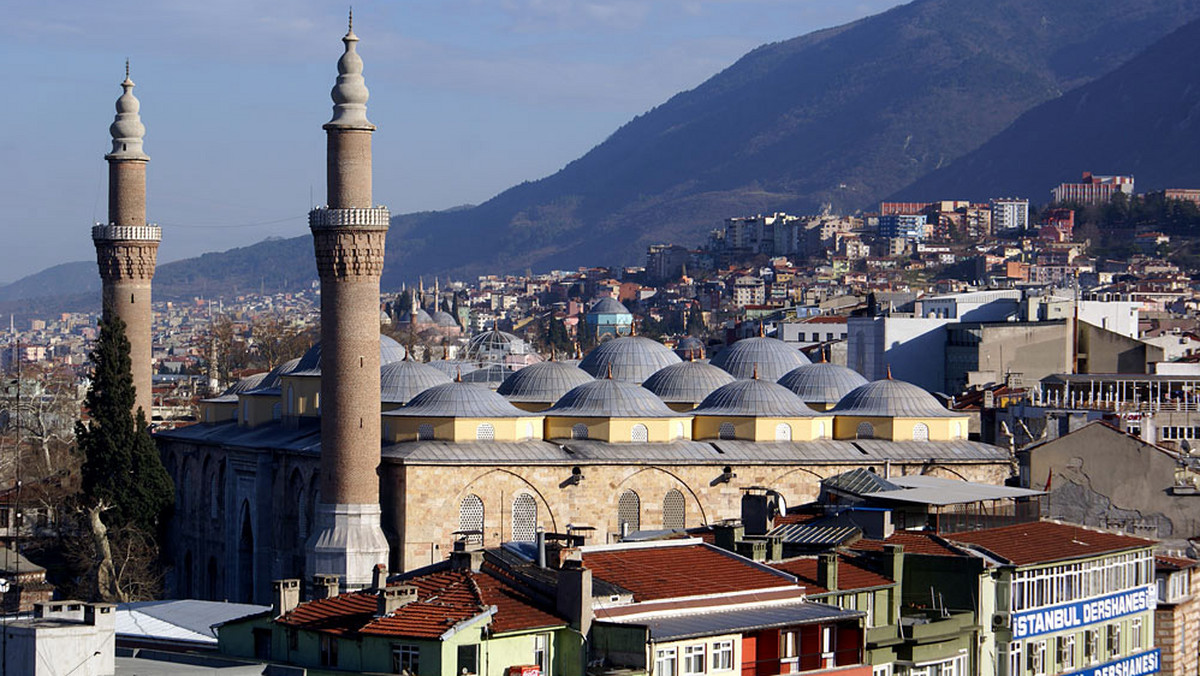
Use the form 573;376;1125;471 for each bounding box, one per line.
260;357;303;389
831;378;961;418
709;337;810;382
578;337;681;383
546;378;689;419
384;381;530;419
294;335;407;373
380;360;453;404
641;361;735;404
431;310;459;327
498;361;595;403
222;372;269;396
589;297;631;315
693;379;823;417
466;329;539;360
428;360;480;377
398;308;435;325
777;363;870;405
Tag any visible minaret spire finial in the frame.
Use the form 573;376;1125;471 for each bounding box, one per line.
125;58;130;81
348;6;353;33
327;9;373;129
107;61;148;161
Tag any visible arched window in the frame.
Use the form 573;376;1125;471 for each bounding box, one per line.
572;423;589;440
954;421;963;439
476;423;495;441
314;392;321;414
459;494;484;545
418;424;434;440
209;471;220;519
287;386;295;414
912;422;930;442
663;489;685;530
618;490;640;535
525;422;535;440
719;422;736;440
272;402;282;420
631;424;649;443
856;422;875;439
814;420;827;439
240;400;248;423
775;422;792;441
674;421;685;440
512;493;537;542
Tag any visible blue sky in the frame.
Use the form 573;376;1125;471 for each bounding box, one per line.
0;0;903;282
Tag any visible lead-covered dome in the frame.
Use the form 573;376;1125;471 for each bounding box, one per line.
694;379;822;417
294;335;407;373
777;363;869;407
589;297;631;315
385;381;527;418
578;337;680;383
498;361;594;403
432;310;459;328
832;378;959;417
380;360;453;405
710;337;810;382
642;361;735;406
547;379;686;418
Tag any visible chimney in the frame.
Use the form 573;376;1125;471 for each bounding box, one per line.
273;579;301;617
376;584;418;617
741;488;776;536
883;544;904;623
536;530;547;569
312;574;340;600
450;541;484;572
556;559;593;637
371;564;388;591
713;519;744;552
817;552;838;591
84;603;116;630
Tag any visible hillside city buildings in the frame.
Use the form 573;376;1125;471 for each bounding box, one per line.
9;16;1200;676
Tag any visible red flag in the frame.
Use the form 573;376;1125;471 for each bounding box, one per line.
1045;468;1053;492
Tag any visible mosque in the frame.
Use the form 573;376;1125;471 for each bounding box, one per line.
104;20;1012;606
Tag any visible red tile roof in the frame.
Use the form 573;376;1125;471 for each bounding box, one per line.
769;555;893;595
849;531;965;557
1156;555;1200;572
278;568;563;639
947;522;1155;566
581;543;795;601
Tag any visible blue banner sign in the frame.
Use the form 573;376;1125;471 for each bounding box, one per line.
1012;585;1156;639
1066;649;1159;676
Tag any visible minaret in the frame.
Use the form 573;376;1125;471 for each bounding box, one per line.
306;14;391;590
93;62;160;420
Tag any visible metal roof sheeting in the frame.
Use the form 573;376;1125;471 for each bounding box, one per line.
642;360;735;404
547;379;690;418
631;601;861;641
710;337;810;382
498;361;595;402
777;363;869;405
832;379;961;418
578;337;681;383
694;379;823;417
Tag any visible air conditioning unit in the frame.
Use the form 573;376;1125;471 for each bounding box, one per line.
992;612;1011;630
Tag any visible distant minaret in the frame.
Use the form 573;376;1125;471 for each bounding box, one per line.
94;62;160;420
306;14;391;590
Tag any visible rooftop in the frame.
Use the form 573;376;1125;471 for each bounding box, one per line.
947;521;1155;566
769;555;893;595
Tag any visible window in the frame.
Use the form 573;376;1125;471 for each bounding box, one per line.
1057;634;1075;671
287;385;295;414
631;423;649;443
655;647;678;676
476;423;495;441
1132;617;1143;651
815;420;827;439
775;422;792;441
457;644;479;675
512;493;537;542
683;644;706;675
525;422;535;440
391;643;420;675
856;422;875;439
571;423;588;440
272;402;282;420
253;628;272;660
1026;640;1046;675
953;421;963;438
674;421;685;440
533;633;550;676
320;635;339;667
873;666;893;676
287;628;298;652
459;495;484;545
1107;623;1121;656
719;422;736;440
912;422;929;441
663;489;685;530
1084;629;1099;664
618;490;640;535
418;423;434;440
1007;642;1022;676
712;640;734;671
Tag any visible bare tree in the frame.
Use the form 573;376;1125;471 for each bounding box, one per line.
251;314;313;370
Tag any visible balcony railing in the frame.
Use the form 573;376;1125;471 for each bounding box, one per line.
91;224;161;241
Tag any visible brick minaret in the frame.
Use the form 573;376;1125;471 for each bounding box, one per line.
306;16;391;590
94;63;160;421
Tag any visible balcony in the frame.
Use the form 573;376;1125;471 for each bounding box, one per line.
91;224;161;242
308;207;390;228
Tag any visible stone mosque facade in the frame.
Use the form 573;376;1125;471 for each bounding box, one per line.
142;23;1013;606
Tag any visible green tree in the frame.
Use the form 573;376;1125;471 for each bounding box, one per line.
76;315;174;534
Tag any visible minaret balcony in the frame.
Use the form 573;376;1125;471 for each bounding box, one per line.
308;207;391;229
91;224;162;242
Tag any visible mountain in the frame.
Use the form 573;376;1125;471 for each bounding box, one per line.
10;0;1200;305
890;16;1200;204
379;0;1200;284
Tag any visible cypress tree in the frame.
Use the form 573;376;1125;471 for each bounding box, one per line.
77;315;174;533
